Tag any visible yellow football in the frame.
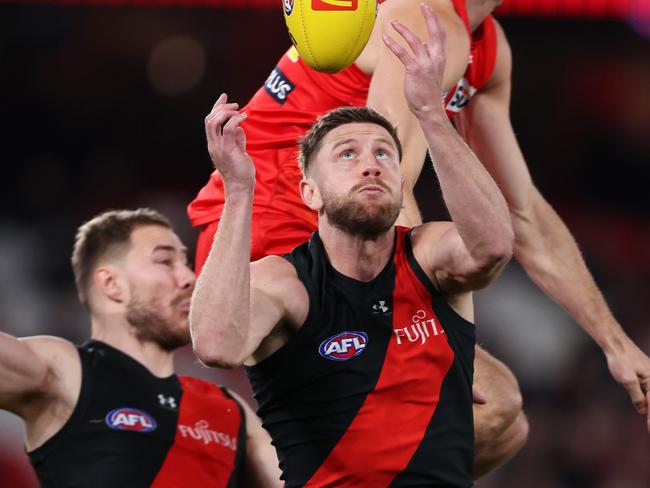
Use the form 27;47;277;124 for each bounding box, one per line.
283;0;377;73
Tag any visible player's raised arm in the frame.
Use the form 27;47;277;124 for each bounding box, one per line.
383;4;513;293
190;94;302;368
365;0;470;226
453;21;650;428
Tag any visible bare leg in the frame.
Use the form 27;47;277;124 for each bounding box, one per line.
473;346;529;478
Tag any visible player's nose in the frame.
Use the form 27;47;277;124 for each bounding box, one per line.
178;264;196;290
361;153;381;177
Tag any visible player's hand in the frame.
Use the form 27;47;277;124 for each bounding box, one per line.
603;334;650;432
204;93;255;190
382;3;446;119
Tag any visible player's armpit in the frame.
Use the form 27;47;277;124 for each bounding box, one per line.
0;334;77;417
245;256;309;366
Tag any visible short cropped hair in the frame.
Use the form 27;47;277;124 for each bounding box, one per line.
298;106;403;176
71;208;171;306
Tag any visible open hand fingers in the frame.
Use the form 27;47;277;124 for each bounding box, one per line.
382;28;414;68
645;389;650;433
205;109;244;146
210;93;227;112
421;3;446;57
623;376;647;415
206;102;240;125
387;19;428;61
222;112;248;138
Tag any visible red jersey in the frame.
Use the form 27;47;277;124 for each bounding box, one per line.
188;0;498;265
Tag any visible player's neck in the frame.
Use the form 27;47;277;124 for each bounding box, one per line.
465;0;499;31
319;224;395;282
90;317;175;378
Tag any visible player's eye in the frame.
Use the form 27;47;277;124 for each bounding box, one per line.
376;149;389;159
340;150;354;160
158;259;174;267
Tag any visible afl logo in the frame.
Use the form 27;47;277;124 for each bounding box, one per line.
319;331;368;361
284;0;294;16
105;408;157;433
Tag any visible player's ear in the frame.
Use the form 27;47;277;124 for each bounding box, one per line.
300;178;323;211
93;265;126;304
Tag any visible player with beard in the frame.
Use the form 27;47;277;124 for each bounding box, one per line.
0;208;281;487
191;8;514;486
190;0;650;476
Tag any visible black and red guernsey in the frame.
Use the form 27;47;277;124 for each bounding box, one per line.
28;341;246;488
246;226;476;487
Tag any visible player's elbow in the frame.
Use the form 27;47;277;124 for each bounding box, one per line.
194;343;243;369
478;227;514;271
470;231;514;288
191;327;245;369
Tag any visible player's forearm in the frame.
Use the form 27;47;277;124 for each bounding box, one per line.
190;187;255;368
419;114;514;265
513;189;627;351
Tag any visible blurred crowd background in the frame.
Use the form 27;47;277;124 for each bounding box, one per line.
1;1;649;486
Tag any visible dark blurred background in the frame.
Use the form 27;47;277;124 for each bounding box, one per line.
1;1;649;486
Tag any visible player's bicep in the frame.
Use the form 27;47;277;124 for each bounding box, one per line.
247;258;308;362
0;334;57;414
247;286;287;350
414;223;506;294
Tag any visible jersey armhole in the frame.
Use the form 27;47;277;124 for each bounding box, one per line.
403;229;476;336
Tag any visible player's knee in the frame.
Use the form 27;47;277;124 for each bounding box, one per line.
509;411;529;453
475;377;523;445
473;411;529;479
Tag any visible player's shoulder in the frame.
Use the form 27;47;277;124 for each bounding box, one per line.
20;335;80;370
17;336;81;422
251;255;300;284
251;255;309;318
410;221;455;247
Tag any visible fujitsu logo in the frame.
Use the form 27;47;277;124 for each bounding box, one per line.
178;420;237;451
394;309;444;345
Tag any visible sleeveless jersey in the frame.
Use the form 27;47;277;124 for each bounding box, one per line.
28;341;246;488
187;0;498;230
246;227;476;487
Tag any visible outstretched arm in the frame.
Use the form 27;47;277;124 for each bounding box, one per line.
365;0;471;226
190;95;306;368
454;20;650;428
383;4;513;294
191;95;282;368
